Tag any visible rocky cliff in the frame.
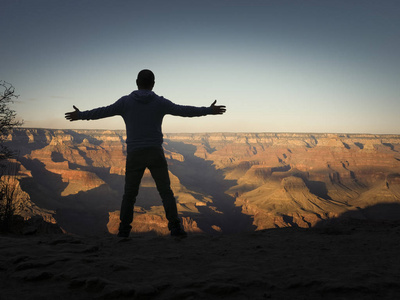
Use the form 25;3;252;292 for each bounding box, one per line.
3;129;400;234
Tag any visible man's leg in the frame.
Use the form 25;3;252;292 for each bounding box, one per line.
119;152;145;236
148;149;181;231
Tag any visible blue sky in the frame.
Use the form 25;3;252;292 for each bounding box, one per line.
1;0;399;134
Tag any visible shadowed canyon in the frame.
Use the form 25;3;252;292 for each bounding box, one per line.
3;128;400;235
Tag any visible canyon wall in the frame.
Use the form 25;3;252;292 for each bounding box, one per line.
3;129;400;234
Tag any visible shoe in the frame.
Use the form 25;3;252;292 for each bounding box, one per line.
170;227;187;237
118;224;131;238
117;231;130;238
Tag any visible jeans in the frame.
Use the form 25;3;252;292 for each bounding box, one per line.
119;147;181;232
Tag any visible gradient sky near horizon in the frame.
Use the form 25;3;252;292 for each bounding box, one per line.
1;0;399;134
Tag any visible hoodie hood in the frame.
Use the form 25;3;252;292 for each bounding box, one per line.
130;90;156;104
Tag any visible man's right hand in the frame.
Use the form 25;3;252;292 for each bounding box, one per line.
65;105;80;121
210;100;226;115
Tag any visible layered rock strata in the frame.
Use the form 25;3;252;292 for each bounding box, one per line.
3;129;400;234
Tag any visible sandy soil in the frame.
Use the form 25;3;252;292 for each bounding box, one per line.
1;221;400;300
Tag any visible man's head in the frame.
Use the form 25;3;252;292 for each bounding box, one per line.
136;69;155;90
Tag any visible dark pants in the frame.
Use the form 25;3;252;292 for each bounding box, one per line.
119;147;181;233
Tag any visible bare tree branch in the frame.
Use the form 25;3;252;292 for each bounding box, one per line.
0;81;23;160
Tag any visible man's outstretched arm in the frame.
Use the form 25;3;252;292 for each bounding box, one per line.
65;99;124;122
166;99;226;117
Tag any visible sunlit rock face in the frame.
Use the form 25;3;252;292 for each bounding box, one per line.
3;129;400;235
164;132;400;229
3;129;211;235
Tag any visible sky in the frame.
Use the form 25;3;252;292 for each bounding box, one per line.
1;0;399;134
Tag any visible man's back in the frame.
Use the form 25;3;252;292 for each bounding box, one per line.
120;90;167;150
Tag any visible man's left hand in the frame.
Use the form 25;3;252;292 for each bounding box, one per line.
210;100;226;115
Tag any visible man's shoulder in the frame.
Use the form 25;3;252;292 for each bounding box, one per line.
115;94;131;103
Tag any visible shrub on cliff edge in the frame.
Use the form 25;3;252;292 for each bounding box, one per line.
0;81;22;232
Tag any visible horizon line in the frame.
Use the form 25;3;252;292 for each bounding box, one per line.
14;127;400;137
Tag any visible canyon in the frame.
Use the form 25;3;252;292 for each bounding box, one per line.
2;128;400;235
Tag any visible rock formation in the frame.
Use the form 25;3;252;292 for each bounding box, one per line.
164;132;400;229
3;129;400;235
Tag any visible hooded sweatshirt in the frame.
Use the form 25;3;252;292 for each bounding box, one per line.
78;90;212;152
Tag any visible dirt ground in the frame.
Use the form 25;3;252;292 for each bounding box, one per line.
1;220;400;300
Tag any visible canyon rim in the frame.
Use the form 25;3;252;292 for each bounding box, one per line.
2;128;400;235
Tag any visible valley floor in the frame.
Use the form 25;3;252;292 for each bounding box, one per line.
1;221;400;300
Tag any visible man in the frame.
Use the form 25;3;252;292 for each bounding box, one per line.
65;69;226;237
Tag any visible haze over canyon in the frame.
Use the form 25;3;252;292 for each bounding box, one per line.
3;128;400;235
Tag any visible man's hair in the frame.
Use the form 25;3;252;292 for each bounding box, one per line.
137;69;155;89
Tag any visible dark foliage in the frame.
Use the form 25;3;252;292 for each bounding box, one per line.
0;81;22;231
0;80;23;160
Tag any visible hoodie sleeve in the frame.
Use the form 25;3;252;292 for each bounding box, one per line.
163;98;213;117
78;97;125;120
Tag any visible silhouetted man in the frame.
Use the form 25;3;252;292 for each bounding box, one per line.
65;69;226;237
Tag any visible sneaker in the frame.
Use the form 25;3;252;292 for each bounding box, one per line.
117;231;130;238
118;224;131;238
170;227;187;237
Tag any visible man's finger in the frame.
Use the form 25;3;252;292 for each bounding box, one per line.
211;100;217;106
73;105;79;111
